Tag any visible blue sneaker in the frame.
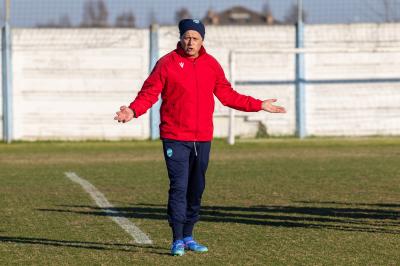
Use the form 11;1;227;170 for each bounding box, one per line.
171;240;185;256
183;236;208;253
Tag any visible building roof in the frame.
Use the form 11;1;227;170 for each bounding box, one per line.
203;6;277;25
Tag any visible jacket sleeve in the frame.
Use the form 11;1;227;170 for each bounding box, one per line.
129;60;166;117
213;61;263;112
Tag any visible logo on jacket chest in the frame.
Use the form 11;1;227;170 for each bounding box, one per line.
179;62;184;68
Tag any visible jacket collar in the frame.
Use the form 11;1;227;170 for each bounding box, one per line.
175;42;206;59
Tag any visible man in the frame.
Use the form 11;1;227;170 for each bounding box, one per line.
114;19;286;256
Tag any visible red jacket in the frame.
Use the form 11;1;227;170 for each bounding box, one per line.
129;43;263;141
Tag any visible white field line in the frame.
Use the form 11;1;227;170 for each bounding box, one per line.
65;172;152;245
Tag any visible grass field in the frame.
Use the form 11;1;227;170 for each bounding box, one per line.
0;138;399;265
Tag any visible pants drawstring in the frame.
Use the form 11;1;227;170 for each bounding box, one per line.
194;142;198;157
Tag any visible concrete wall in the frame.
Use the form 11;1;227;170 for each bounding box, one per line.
12;28;149;140
0;30;2;140
305;24;400;136
2;24;400;140
160;23;400;137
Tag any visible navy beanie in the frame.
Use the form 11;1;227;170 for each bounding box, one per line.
179;19;205;40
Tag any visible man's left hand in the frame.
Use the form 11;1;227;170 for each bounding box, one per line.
262;99;286;113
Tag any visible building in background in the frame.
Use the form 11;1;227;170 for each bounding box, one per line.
203;6;277;25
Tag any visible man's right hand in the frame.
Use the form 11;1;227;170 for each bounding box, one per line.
114;106;134;123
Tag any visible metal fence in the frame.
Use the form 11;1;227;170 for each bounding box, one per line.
2;0;400;28
2;0;400;143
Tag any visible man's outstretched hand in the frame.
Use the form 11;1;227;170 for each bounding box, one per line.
114;100;284;123
114;106;134;123
262;99;286;113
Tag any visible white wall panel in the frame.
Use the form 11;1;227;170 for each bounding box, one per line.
12;29;149;140
305;24;400;136
0;32;2;140
6;24;400;140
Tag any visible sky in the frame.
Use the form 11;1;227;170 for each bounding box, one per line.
1;0;399;27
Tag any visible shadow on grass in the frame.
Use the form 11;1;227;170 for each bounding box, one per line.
294;201;400;209
38;201;400;235
0;235;169;255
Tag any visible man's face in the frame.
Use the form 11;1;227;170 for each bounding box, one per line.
180;30;203;58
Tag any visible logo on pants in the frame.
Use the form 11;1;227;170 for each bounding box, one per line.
167;148;173;158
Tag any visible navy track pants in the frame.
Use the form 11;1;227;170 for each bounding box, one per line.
162;139;211;240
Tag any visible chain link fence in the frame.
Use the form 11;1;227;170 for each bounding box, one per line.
1;0;400;141
1;0;400;28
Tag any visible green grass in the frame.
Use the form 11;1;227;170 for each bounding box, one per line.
0;138;399;265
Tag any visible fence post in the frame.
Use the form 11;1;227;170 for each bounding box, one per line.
228;51;236;145
149;24;161;140
2;20;13;143
295;0;306;139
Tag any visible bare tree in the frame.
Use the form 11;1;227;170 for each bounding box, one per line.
148;9;158;25
203;8;219;25
283;3;307;24
81;0;109;27
115;11;136;27
379;0;400;22
262;1;274;25
59;14;72;28
36;20;57;28
175;7;192;23
36;14;72;28
365;0;400;22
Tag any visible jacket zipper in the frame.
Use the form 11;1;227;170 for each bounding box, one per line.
194;60;199;141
